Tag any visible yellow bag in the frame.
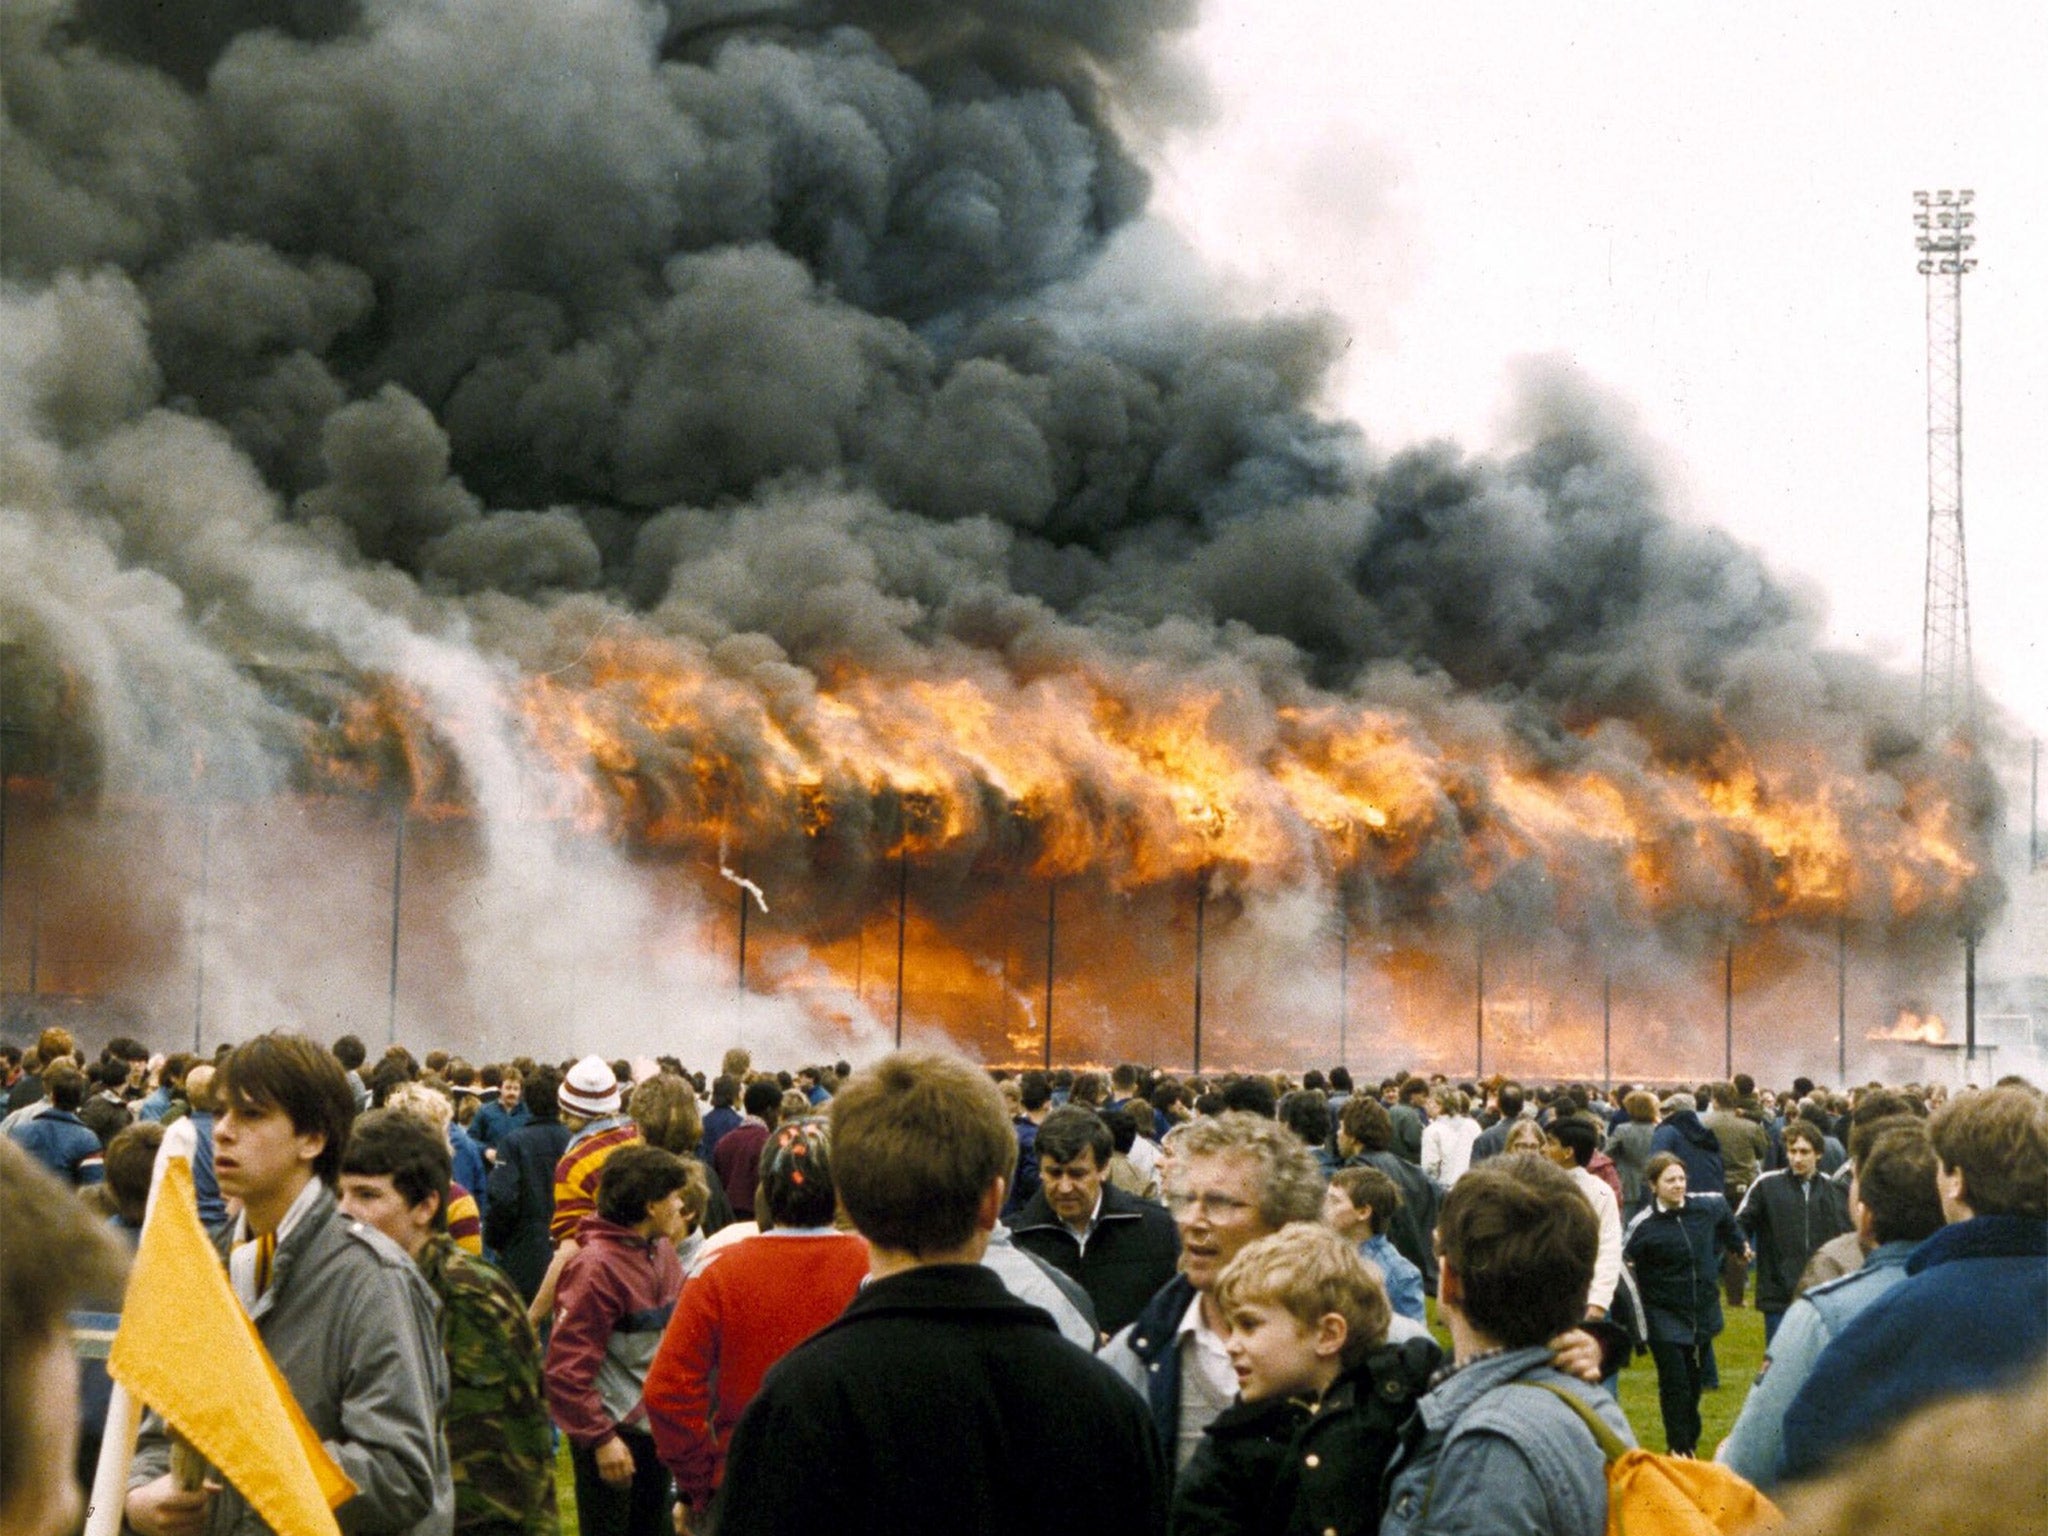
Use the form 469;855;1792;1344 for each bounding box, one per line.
1525;1382;1782;1536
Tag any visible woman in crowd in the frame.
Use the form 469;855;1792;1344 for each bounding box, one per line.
1605;1090;1661;1222
1419;1086;1481;1189
1623;1152;1748;1456
643;1118;869;1532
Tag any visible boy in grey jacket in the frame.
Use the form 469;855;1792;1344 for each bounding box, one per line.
1380;1157;1633;1536
125;1033;452;1536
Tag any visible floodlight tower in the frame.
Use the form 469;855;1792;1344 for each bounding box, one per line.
1914;189;1977;742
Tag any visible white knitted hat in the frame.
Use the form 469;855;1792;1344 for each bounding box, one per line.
559;1054;621;1118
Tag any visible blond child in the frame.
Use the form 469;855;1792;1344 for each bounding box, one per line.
1171;1224;1440;1536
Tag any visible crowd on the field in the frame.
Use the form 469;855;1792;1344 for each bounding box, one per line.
1;1024;2043;1536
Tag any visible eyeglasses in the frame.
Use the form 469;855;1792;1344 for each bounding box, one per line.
1163;1190;1256;1219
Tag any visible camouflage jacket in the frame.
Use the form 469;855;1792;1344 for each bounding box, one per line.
416;1234;560;1536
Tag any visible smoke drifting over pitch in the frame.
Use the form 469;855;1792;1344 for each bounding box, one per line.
0;0;2003;1068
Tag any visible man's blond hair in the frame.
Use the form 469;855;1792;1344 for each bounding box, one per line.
1213;1222;1391;1369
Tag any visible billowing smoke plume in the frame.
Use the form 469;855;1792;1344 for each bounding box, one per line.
0;0;2002;1069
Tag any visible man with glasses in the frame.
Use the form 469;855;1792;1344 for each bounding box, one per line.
1100;1113;1326;1474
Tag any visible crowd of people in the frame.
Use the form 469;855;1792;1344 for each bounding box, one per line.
1;1023;2044;1536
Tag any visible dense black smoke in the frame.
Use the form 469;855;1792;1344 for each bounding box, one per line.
0;0;2002;1062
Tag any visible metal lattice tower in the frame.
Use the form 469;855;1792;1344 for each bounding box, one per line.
1915;189;1977;741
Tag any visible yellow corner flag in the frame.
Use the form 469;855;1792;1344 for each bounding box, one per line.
107;1158;357;1536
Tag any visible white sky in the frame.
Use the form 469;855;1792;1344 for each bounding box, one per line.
1155;2;2047;755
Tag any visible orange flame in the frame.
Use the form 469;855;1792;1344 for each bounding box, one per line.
287;631;1982;944
1869;1008;1951;1044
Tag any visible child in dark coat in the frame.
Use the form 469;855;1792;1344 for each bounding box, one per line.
1172;1223;1441;1536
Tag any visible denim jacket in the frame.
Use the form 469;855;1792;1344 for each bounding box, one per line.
1380;1345;1632;1536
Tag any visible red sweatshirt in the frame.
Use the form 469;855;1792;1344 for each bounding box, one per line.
643;1230;870;1506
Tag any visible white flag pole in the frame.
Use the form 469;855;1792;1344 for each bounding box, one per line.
83;1115;199;1536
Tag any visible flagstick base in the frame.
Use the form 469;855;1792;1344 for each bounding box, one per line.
83;1386;141;1536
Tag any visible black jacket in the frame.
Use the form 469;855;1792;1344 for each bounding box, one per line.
1171;1337;1441;1536
1623;1196;1744;1344
718;1263;1166;1536
1735;1170;1853;1313
1007;1181;1181;1337
482;1117;572;1300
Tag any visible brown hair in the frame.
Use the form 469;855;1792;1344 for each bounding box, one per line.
1783;1121;1826;1156
1329;1165;1402;1236
216;1032;358;1188
42;1061;87;1114
1340;1093;1395;1153
1439;1156;1596;1348
1855;1123;1945;1247
829;1052;1016;1256
1929;1086;2048;1219
1215;1222;1391;1369
103;1120;166;1227
0;1142;127;1512
629;1074;704;1156
1623;1091;1660;1123
595;1143;692;1227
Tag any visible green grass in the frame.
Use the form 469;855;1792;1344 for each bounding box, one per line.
550;1304;1773;1520
1421;1295;1770;1455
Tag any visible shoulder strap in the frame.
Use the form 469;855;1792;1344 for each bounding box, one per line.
1518;1380;1629;1463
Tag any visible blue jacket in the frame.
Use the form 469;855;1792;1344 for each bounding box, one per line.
187;1110;227;1230
9;1108;104;1186
449;1123;489;1217
1380;1346;1634;1536
1005;1117;1041;1216
1717;1239;1917;1490
469;1100;529;1152
1361;1234;1427;1325
697;1105;742;1165
1649;1111;1724;1198
1778;1215;2048;1482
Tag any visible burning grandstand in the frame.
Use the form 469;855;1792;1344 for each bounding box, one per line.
0;0;2005;1073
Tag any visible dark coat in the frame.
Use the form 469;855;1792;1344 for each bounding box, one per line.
1387;1104;1425;1166
1171;1337;1441;1536
717;1263;1166;1536
1780;1215;2048;1482
1623;1195;1744;1345
1007;1181;1181;1337
483;1117;573;1301
1345;1151;1440;1295
1735;1170;1854;1313
1650;1110;1726;1197
1005;1116;1041;1217
1122;1273;1201;1473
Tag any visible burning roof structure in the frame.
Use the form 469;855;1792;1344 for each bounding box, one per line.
0;0;2004;1068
